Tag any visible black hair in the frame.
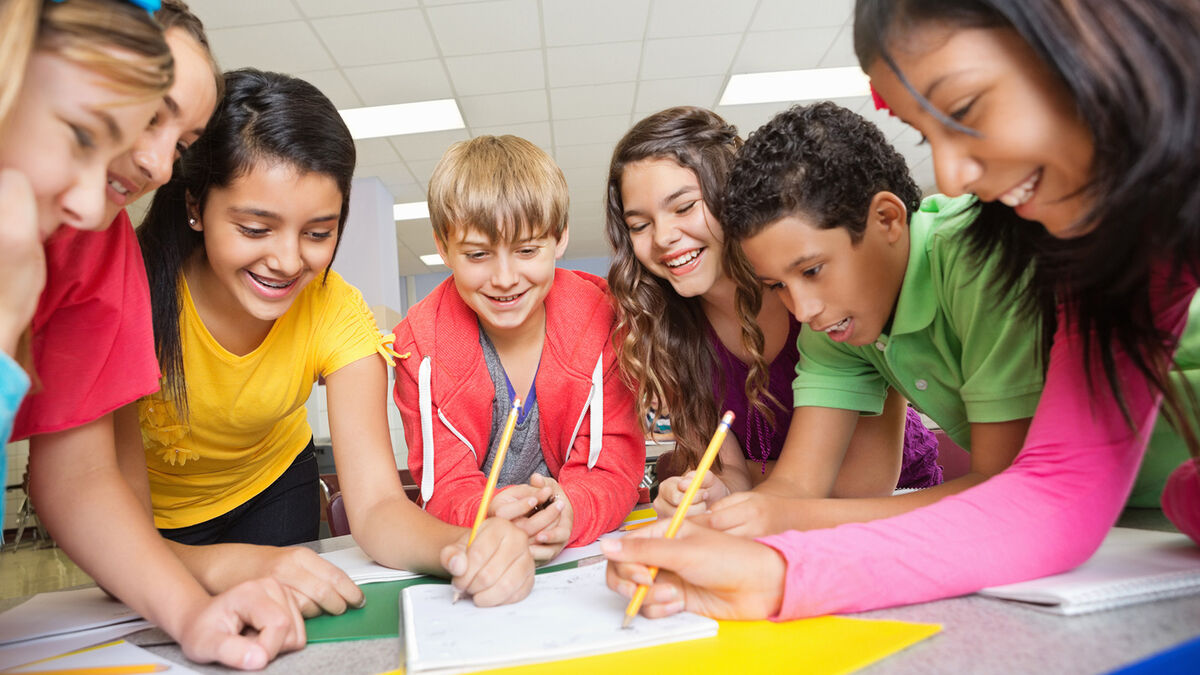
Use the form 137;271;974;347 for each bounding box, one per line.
723;101;922;243
854;0;1200;452
138;68;356;415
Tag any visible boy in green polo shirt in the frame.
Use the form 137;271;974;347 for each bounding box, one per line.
701;102;1043;537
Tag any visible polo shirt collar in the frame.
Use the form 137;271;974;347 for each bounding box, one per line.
888;195;946;337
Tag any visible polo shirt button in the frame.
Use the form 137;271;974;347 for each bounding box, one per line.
874;341;886;351
915;379;928;391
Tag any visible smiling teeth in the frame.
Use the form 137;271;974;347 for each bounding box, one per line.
665;250;700;268
998;170;1041;208
108;179;130;195
824;318;850;333
492;294;520;302
249;272;294;289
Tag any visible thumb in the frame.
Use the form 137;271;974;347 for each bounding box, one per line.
213;635;270;671
600;530;693;571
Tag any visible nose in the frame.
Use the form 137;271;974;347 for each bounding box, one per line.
651;220;681;250
786;286;822;324
491;253;519;289
930;140;984;198
267;236;303;277
131;132;175;192
59;161;109;231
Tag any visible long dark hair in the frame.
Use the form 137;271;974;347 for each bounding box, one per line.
138;68;356;414
604;106;767;471
854;0;1200;453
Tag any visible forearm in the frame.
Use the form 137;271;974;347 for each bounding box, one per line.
30;423;211;638
353;493;464;576
772;473;990;531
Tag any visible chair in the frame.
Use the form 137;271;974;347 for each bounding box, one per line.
322;470;422;538
327;491;351;538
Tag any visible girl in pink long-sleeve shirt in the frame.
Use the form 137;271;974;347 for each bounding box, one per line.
602;0;1200;620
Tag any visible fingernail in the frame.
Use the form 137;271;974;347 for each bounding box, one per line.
666;600;686;614
600;539;620;554
555;501;565;511
448;554;466;576
242;646;268;670
653;585;678;602
355;595;367;609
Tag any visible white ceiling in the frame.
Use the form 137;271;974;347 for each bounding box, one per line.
182;0;935;275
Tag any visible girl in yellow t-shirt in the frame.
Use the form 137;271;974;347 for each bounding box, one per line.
124;68;535;612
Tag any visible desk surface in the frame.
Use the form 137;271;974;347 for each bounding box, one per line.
13;509;1200;675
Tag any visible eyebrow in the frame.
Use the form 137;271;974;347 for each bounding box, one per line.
784;253;821;272
229;206;339;224
88;109;122;143
622;185;698;218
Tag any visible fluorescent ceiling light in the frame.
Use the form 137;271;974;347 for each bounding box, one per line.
394;201;429;221
340;99;464;140
719;67;871;106
420;254;445;266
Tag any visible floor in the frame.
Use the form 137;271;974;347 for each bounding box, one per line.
0;541;92;601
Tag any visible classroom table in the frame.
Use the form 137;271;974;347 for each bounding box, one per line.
13;508;1200;675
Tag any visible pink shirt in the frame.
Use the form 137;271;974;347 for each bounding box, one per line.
759;266;1198;618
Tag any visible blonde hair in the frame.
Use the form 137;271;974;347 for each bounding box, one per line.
428;135;568;246
0;0;173;132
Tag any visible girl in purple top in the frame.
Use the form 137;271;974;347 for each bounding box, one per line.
605;107;940;520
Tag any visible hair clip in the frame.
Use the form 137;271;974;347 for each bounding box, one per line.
52;0;161;14
870;83;895;117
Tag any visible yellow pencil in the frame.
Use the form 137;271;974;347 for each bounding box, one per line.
453;398;523;603
621;410;734;628
17;664;169;674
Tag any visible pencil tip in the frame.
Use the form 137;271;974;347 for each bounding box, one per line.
620;614;634;629
452;590;462;604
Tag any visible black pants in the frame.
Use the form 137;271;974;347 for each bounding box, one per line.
159;441;320;547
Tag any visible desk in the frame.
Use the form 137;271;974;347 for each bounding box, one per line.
13;509;1200;675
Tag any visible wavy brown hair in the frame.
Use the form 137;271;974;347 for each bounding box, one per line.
605;106;772;472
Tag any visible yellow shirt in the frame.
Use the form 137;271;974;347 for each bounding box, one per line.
141;270;385;529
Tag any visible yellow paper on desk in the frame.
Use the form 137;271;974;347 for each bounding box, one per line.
379;615;940;675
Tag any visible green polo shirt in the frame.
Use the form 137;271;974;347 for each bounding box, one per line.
792;194;1044;450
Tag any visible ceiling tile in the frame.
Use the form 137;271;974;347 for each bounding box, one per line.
207;22;334;72
311;10;438;67
386;180;427;204
750;0;854;31
818;25;859;68
634;76;724;113
426;0;542;56
555;143;616;170
187;0;300;29
295;69;362;109
734;28;840;72
390;129;471;162
405;158;443;187
551;83;635;121
640;35;740;80
910;157;938;195
459;91;549;128
543;0;650;46
343;60;453;107
295;0;418;18
553;115;631;148
355;161;416;185
396;219;436;250
546;42;642;88
355;138;401;167
714;102;798;137
472;121;554;151
647;0;755;39
445;50;545;97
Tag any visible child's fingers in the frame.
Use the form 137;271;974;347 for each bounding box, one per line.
462;520;535;605
513;498;562;538
493;495;539;521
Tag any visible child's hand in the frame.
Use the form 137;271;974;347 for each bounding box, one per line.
706;491;792;537
440;517;535;606
177;578;306;670
488;483;553;520
0;169;44;356
600;519;785;621
232;545;365;618
519;473;572;562
653;471;729;519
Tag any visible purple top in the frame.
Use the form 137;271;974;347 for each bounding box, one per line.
709;316;941;488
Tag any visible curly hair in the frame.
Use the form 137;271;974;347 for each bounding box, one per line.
604;106;772;472
854;0;1200;456
723;101;922;244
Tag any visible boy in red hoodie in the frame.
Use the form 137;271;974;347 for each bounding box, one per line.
392;135;644;561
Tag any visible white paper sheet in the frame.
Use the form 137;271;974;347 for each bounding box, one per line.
0;588;141;646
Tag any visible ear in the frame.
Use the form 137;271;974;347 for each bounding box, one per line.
553;223;570;259
867;191;908;245
185;191;202;232
433;233;450;266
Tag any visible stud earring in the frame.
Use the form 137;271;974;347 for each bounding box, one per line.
189;218;196;225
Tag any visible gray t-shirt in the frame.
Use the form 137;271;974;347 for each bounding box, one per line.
479;328;548;487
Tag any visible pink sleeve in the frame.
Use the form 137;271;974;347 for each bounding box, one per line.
757;271;1197;619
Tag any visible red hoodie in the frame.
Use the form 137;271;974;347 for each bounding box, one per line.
392;269;644;546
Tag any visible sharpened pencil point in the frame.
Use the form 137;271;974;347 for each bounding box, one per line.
621;613;634;629
452;589;463;604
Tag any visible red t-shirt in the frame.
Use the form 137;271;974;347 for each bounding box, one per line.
11;211;160;439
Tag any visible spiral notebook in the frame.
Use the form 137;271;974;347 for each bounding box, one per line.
401;563;718;675
978;527;1200;615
